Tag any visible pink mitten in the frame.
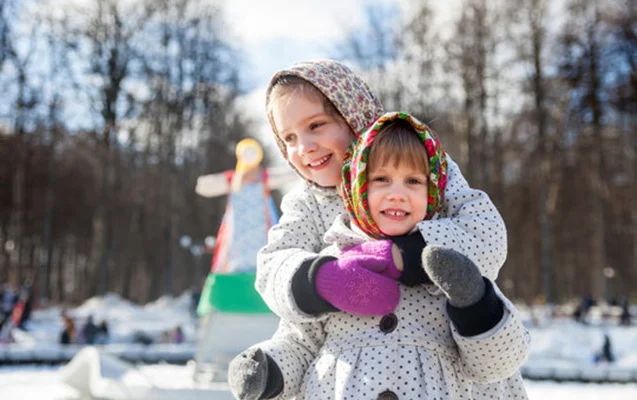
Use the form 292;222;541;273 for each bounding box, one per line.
315;254;400;316
341;240;402;281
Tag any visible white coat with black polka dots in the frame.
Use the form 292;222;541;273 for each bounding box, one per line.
254;217;530;400
256;156;509;323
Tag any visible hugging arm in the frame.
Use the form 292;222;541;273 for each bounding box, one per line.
229;319;326;400
257;190;401;321
256;190;328;322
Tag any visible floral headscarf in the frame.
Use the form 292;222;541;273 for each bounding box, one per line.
341;112;448;239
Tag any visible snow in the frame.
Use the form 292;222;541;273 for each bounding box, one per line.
1;293;637;399
526;320;637;366
2;365;636;400
519;304;637;369
17;291;198;346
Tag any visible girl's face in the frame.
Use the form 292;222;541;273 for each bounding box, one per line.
367;163;428;236
272;92;354;187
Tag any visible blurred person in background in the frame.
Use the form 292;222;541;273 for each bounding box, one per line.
172;325;185;344
0;283;17;331
80;315;99;344
619;298;631;326
594;334;615;364
60;312;76;345
16;283;33;329
94;319;110;345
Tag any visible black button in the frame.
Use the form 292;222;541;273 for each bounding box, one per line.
377;390;398;400
379;313;397;333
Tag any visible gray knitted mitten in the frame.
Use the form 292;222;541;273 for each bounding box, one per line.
421;246;485;308
228;347;269;400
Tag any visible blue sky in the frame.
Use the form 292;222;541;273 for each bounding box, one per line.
221;0;462;154
237;36;335;91
222;0;382;153
222;0;467;91
10;0;465;139
223;0;372;90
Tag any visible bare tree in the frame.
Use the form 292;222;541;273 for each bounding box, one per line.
446;0;503;190
132;0;244;298
44;0;153;296
5;5;42;288
558;0;609;299
333;2;403;109
505;0;556;301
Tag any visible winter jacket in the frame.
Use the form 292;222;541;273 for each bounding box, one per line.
253;215;529;400
256;60;508;322
256;155;507;322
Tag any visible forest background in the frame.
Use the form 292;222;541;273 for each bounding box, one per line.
0;0;635;307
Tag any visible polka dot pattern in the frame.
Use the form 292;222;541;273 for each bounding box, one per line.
263;283;529;399
256;156;508;322
417;158;507;282
253;154;527;399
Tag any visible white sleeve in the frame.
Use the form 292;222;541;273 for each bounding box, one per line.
195;173;230;198
255;319;326;399
256;189;328;322
453;283;531;383
416;156;507;280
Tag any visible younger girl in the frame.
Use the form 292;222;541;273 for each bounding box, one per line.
257;60;508;323
229;112;529;400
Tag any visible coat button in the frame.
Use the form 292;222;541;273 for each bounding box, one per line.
377;390;398;400
379;313;397;333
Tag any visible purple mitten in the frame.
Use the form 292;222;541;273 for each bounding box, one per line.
340;240;402;281
315;255;400;316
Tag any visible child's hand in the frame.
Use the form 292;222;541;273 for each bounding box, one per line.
341;240;403;279
421;246;485;307
391;243;404;272
422;246;505;337
313;253;401;316
391;231;429;286
228;347;283;400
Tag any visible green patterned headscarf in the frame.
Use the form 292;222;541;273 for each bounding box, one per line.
341;112;448;239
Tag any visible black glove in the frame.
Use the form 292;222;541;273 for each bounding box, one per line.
291;257;339;315
392;230;431;286
227;347;284;400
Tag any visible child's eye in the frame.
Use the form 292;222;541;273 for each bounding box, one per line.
282;133;297;143
371;176;388;183
309;121;325;130
407;177;425;185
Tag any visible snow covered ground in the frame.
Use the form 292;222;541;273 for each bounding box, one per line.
1;364;636;399
15;292;200;346
1;293;636;399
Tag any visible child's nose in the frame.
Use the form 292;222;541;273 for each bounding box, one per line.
386;185;407;200
298;137;317;156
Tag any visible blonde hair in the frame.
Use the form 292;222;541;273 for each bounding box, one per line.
368;119;430;174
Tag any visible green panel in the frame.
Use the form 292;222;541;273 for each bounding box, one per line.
197;272;273;316
196;274;216;317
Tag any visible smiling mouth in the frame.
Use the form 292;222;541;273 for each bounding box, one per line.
381;210;410;217
307;154;331;168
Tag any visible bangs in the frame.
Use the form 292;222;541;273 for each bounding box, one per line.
367;121;429;173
